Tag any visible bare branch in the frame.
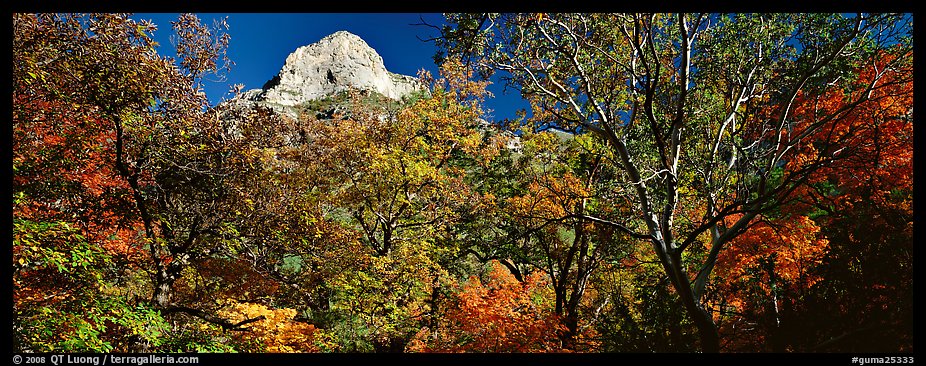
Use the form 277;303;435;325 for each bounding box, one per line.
163;305;266;331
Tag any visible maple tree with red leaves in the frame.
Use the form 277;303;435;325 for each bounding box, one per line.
408;261;565;352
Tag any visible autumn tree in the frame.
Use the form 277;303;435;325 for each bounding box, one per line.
436;13;912;352
459;129;635;350
408;261;564;352
237;61;501;352
711;55;913;352
219;302;319;352
13;13;275;350
711;214;829;351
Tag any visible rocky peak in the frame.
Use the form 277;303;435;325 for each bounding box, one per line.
245;30;423;110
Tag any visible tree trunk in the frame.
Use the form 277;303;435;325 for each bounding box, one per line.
692;305;721;353
562;312;578;350
152;268;174;308
152;259;185;308
665;250;721;353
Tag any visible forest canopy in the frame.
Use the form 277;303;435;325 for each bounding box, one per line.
12;13;912;353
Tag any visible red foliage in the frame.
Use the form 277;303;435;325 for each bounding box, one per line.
172;257;281;306
408;261;566;352
711;213;828;351
711;54;912;351
13;93;147;266
787;52;912;215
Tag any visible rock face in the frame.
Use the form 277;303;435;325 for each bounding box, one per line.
242;31;423;111
218;31;522;153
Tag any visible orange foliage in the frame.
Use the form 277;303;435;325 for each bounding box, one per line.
13;95;147;267
220;302;318;353
715;214;828;305
708;55;912;352
712;214;828;351
787;52;912;215
509;172;589;224
408;261;566;352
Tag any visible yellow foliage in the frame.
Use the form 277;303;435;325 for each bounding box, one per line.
219;302;318;353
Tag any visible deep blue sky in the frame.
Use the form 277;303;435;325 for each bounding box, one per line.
134;13;526;122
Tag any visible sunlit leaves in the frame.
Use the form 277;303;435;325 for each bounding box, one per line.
219;302;318;353
170;13;232;87
439;12;912;353
13;11;913;353
13;12;249;352
715;214;829;304
408;261;565;352
13;218;171;352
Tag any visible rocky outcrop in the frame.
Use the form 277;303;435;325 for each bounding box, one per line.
216;31;525;154
232;31;424;118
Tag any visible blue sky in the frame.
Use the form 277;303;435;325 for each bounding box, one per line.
134;13;526;122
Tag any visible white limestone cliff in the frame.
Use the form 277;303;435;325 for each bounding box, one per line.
243;31;423;110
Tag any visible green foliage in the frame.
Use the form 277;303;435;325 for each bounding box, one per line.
437;12;911;353
12;12;912;354
13;218;174;352
295;89;404;120
596;271;700;352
